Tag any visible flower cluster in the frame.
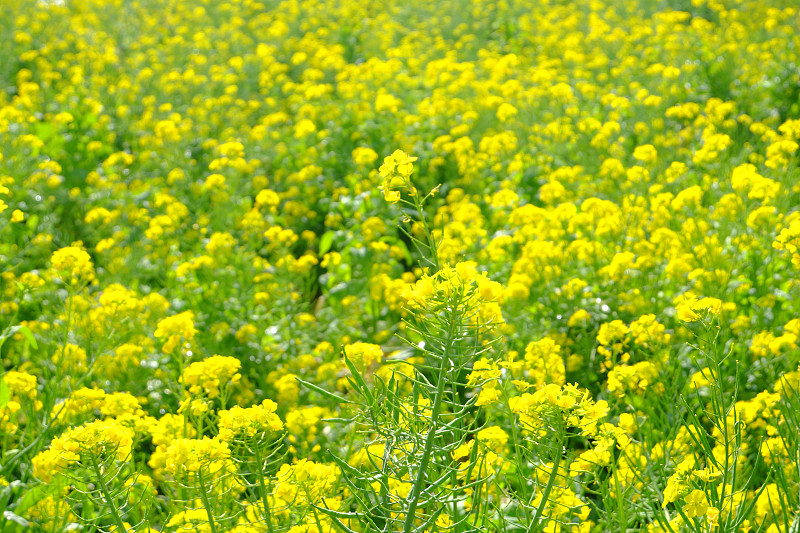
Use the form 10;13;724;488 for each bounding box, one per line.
509;383;609;437
154;311;197;354
181;355;242;399
218;399;284;442
342;342;383;371
378;149;418;203
50;246;95;286
773;218;800;267
32;419;134;482
155;437;232;479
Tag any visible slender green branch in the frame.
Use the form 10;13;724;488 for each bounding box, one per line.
197;469;219;533
530;436;562;533
88;454;128;533
403;308;459;533
507;395;533;525
252;445;276;533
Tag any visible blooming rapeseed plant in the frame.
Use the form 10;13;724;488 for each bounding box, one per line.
1;0;800;531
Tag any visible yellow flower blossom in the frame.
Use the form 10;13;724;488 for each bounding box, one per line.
683;489;709;518
51;246;95;285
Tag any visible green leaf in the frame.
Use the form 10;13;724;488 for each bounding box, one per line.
0;326;37;353
3;511;30;528
14;480;64;516
15;326;37;351
311;502;362;521
82;113;98;126
34;122;55;143
295;377;349;404
326;450;367;480
390;238;413;264
314;507;360;533
344;356;374;407
0;482;14;514
320;417;356;425
25;214;39;231
0;378;9;409
319;231;335;255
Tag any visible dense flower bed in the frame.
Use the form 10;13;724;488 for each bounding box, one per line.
1;0;800;532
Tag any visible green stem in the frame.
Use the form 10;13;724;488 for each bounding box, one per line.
197;469;219;533
311;505;327;533
507;395;533;525
88;454;128;533
530;437;562;532
252;445;276;533
411;193;439;271
403;309;458;533
611;458;627;533
54;284;75;393
450;372;460;525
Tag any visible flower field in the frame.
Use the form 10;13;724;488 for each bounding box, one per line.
2;0;800;531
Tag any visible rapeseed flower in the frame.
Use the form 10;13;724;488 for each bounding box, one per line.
51;247;95;285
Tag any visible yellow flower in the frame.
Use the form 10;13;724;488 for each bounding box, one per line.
343;342;383;372
706;506;720;526
378;149;418;203
402;276;436;307
475;387;501;406
148;413;195;447
149;437;242;498
255;188;280;209
383;150;417;178
51;343;88;370
166;509;213;533
477;279;503;302
675;295;700;322
32;419;134;482
51;387;106;425
633;144;657;163
154;311;197;354
294;119;317;138
218;400;284;442
693;468;722;482
384;189;401;203
435;514;453;530
477;426;509;449
51;246;95;285
675;293;724;322
2;371;38;400
352;147;378;165
181;355;242;399
662;481;681;508
496;102;518;122
683;489;708;518
524;337;565;387
568;309;591;327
